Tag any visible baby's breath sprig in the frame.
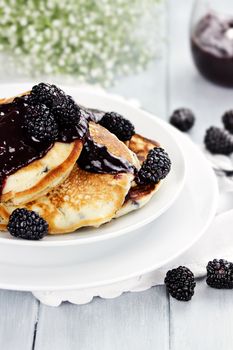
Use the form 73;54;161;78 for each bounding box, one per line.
0;0;162;85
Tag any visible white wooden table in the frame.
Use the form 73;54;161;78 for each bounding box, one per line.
1;1;233;349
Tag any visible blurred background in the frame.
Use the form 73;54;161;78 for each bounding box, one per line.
0;0;163;85
0;0;233;142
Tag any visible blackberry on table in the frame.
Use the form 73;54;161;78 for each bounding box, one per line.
170;108;195;132
204;126;233;155
52;95;81;126
28;83;64;107
99;112;135;141
164;266;196;301
222;110;233;134
23;104;58;142
206;259;233;289
136;147;171;185
7;208;48;240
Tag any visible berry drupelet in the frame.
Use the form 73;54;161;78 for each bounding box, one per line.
52;95;81;126
170;108;195;132
222;110;233;134
28;83;64;107
23;104;58;142
7;208;48;240
164;266;196;301
204;126;233;155
99;112;135;141
136;147;171;185
206;259;233;289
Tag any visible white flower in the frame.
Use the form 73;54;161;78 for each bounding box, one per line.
19;18;28;26
69;36;79;46
0;0;162;85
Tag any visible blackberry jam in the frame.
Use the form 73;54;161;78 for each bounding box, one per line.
191;13;233;87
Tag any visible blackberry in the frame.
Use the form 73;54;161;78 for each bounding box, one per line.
204;126;233;155
136;147;171;185
164;266;196;301
222;110;233;134
7;208;48;240
170;108;195;132
23;104;58;142
52;95;81;126
206;259;233;289
28;83;64;107
99;112;135;141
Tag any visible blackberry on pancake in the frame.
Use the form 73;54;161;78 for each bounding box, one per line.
136;147;171;185
99;112;135;141
116;134;163;218
52;95;81;126
23;104;58;142
28;83;64;107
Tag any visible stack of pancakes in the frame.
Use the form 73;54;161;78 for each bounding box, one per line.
0;95;161;235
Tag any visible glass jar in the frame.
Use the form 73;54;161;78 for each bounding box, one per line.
190;0;233;87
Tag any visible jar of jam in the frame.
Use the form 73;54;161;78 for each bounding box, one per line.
190;0;233;87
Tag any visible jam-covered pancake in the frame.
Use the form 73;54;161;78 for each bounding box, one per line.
0;93;85;205
1;123;138;233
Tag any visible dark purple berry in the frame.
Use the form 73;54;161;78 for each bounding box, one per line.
136;147;171;185
206;259;233;289
28;83;65;107
204;127;233;155
23;104;58;142
99;112;135;141
52;95;81;126
170;108;195;132
165;266;196;301
222;110;233;134
7;208;48;240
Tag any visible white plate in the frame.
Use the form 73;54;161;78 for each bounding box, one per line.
0;121;218;291
0;84;186;246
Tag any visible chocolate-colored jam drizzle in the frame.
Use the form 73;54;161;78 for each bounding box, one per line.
0;96;134;194
0;96;88;193
78;137;135;175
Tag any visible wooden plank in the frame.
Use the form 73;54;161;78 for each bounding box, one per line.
34;287;169;350
170;279;233;350
0;290;38;350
